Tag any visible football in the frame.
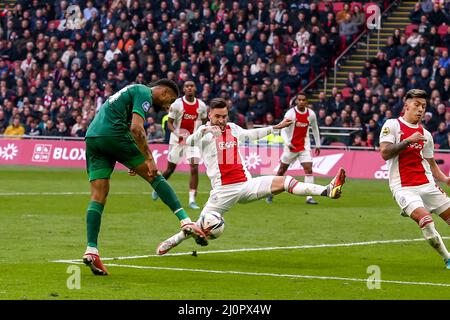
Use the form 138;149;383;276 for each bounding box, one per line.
198;212;225;240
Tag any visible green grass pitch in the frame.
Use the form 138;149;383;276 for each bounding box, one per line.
0;166;449;300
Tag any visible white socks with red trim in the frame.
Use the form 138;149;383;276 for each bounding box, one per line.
420;216;450;260
189;189;196;204
284;176;326;196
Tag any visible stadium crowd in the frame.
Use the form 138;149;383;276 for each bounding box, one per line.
0;0;448;149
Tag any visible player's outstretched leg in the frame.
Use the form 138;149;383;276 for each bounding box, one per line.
412;210;450;269
156;230;190;255
325;168;346;199
83;246;109;276
275;168;346;199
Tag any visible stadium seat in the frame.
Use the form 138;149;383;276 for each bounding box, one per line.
439;47;448;54
435;143;440;150
330;142;347;148
273;96;283;119
341;87;353;99
284;86;292;106
318;2;327;11
332;2;344;13
438;24;448;37
359;77;368;89
405;24;419;37
47;19;60;30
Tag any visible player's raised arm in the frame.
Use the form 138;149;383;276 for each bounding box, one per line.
236;118;293;143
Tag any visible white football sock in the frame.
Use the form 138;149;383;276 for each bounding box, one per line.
85;246;98;255
189;189;196;203
420;218;450;260
284;176;326;196
304;175;314;200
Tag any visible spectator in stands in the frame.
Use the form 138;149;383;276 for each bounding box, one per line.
433;122;448;145
246;91;267;124
428;2;448;26
351;5;366;30
4;116;25;136
407;28;421;48
423;111;439;133
336;3;352;25
409;2;425;24
147;124;164;143
339;14;359;45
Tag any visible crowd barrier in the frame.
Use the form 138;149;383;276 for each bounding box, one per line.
1;138;450;180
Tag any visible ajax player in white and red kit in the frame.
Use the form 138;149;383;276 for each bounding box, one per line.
156;98;346;254
152;80;208;209
267;93;321;205
380;89;450;269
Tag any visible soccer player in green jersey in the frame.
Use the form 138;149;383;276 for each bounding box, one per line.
82;79;207;275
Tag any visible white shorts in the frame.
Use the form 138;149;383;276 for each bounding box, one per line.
201;176;274;215
167;144;201;164
393;182;450;216
281;149;312;165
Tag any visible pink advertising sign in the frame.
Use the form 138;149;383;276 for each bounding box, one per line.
1;138;450;180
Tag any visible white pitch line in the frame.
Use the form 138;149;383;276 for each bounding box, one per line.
0;191;209;196
50;236;450;264
99;263;450;288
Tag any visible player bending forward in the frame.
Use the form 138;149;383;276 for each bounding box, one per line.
380;89;450;269
156;98;346;255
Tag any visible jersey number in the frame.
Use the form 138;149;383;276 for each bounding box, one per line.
109;86;129;104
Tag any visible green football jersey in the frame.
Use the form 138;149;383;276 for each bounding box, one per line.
86;84;153;137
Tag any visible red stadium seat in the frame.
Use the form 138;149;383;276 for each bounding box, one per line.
273;96;283;119
47;19;60;30
333;2;344;13
284;86;292;106
359;77;368;88
438;24;448;37
435;143;440;150
439;47;448;54
318;2;327;11
341;87;353;99
405;24;419;37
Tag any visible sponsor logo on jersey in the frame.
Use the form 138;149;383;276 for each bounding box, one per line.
183;113;198;120
218;141;237;150
408;142;423;150
295;122;308;127
142;101;151;112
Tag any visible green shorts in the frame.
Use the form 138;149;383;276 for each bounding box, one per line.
85;134;146;181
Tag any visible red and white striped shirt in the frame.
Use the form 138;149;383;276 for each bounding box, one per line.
379;117;434;192
168;96;208;145
281;107;320;152
186;123;274;188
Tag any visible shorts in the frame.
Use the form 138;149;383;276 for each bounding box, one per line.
393;182;450;216
280;149;312;165
201;176;274;215
167;143;201;164
85;134;145;181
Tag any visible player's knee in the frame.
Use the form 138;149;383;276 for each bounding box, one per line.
417;214;434;229
283;175;297;193
147;170;159;182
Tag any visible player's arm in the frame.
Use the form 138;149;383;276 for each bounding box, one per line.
380;132;426;161
186;125;209;146
130;113;154;162
310;112;321;155
426;157;450;185
237;118;293;142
